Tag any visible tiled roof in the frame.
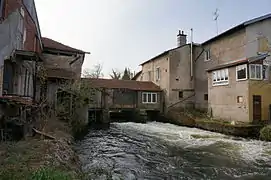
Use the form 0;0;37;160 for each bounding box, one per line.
42;37;85;53
45;68;76;79
83;78;161;91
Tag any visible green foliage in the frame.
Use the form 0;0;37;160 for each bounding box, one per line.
122;68;131;80
56;80;97;134
30;167;72;180
260;125;271;141
0;167;72;180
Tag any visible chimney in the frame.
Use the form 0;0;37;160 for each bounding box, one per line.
177;30;187;47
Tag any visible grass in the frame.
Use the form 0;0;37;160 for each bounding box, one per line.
0;167;73;180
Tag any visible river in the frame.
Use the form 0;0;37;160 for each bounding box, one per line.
75;122;271;180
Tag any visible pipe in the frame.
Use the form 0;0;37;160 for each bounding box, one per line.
190;28;193;78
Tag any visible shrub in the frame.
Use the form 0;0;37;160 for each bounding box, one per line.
259;125;271;141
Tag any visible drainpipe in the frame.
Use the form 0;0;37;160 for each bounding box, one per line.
190;28;193;78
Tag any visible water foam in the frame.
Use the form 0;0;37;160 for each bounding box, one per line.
115;122;271;164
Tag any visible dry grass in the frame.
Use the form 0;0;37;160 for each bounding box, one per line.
0;119;84;180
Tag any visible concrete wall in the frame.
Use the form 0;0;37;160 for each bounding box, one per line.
245;19;271;57
195;29;247;112
208;66;250;122
141;55;170;105
168;45;198;109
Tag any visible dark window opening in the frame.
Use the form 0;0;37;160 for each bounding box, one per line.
179;91;183;99
204;94;208;101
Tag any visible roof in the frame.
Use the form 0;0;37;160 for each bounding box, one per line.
0;96;33;106
42;37;86;54
45;68;76;79
140;43;199;66
203;13;271;45
131;71;142;80
206;54;270;72
83;78;161;91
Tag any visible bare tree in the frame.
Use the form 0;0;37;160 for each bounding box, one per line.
109;69;122;79
82;63;103;78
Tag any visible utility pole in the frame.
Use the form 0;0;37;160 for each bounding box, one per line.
213;8;219;35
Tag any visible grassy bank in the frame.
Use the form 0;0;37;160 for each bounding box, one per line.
0;118;86;180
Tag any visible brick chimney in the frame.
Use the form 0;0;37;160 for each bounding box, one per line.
177;30;187;47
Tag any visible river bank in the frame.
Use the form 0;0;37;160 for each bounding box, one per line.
0;118;85;180
165;109;265;139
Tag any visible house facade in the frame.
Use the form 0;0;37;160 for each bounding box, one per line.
139;31;201;111
138;13;271;124
196;13;271;123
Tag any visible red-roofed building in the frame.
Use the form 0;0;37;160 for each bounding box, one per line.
82;78;163;112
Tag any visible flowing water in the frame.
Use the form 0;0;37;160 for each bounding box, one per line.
75;122;271;180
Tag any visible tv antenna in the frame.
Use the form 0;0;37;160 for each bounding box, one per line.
213;8;219;35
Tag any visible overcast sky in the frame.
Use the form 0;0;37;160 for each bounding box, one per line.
35;0;271;77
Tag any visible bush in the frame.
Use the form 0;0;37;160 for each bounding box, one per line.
259;125;271;141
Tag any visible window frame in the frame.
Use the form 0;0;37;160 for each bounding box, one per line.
142;92;158;104
212;68;229;86
205;49;211;61
156;67;160;81
236;64;248;81
249;64;263;80
179;91;183;99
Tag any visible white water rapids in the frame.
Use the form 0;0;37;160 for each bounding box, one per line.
76;122;271;180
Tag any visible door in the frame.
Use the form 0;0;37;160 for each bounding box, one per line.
253;95;262;121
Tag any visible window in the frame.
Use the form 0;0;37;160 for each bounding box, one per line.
212;68;229;86
237;96;243;103
236;64;247;81
148;71;151;81
142;92;157;103
156;67;160;80
249;64;263;80
204;94;208;101
205;49;211;61
179;91;183;99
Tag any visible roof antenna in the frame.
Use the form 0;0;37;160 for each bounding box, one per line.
213;8;219;35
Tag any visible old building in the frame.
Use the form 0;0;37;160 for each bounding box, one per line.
37;37;88;105
0;0;42;100
195;13;271;123
139;31;201;111
84;78;163;112
0;0;43;139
